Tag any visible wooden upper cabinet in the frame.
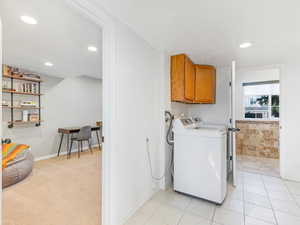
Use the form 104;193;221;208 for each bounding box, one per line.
171;54;216;104
184;57;195;101
171;54;195;103
194;65;216;104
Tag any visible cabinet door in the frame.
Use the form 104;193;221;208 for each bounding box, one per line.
184;57;195;101
195;65;216;103
171;54;185;102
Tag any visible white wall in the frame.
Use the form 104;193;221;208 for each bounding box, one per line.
2;76;102;159
187;67;231;124
171;102;189;117
280;63;300;182
108;19;165;225
235;67;280;120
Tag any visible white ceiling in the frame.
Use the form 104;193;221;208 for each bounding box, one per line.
92;0;300;67
2;0;300;75
0;0;102;78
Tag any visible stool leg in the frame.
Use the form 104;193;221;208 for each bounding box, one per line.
57;133;64;156
77;141;80;158
96;130;101;148
88;139;93;154
66;134;70;156
68;139;74;159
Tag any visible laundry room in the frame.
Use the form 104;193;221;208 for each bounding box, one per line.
164;54;232;199
164;54;282;183
163;53;282;204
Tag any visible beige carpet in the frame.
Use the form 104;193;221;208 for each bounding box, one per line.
3;148;101;225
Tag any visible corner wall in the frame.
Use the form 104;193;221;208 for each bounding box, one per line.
280;63;300;182
108;19;165;225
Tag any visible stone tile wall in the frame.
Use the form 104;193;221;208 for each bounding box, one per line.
236;120;279;159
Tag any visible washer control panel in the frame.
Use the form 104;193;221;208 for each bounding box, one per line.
181;118;193;126
174;117;202;131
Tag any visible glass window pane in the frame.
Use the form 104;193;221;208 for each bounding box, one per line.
243;83;280;120
272;95;279;106
272;106;280;118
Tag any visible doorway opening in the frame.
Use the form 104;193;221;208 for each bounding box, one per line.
235;68;281;178
1;0;104;224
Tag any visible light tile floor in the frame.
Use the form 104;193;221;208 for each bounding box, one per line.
237;155;280;177
125;172;300;225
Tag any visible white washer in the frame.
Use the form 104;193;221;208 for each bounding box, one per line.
173;118;227;204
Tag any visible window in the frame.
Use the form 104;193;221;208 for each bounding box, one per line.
243;81;280;120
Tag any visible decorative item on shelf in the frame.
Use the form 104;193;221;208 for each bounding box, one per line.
22;110;29;122
3;80;15;91
21;82;38;94
29;113;39;122
2;100;9;107
3;64;12;76
11;67;23;78
22;83;26;92
33;83;37;93
18;83;22;92
3;80;9;89
20;101;37;107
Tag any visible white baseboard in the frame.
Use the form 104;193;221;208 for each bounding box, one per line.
34;144;100;161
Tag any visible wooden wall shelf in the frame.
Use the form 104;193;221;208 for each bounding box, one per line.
2;106;41;109
3;74;43;83
8;120;43;124
8;120;43;128
2;65;42;128
3;89;42;96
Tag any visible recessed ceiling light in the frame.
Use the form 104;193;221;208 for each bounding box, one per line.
88;46;98;52
44;62;53;67
20;16;38;25
240;42;252;48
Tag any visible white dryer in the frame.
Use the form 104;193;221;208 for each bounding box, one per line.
173;118;227;204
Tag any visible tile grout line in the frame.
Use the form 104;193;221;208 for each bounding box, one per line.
243;170;281;224
176;197;193;225
243;169;280;178
241;171;246;225
261;175;280;225
143;205;160;225
282;179;300;210
133;192;167;225
210;203;217;225
238;154;280;178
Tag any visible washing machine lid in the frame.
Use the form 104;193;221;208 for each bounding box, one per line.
198;122;228;129
174;127;226;138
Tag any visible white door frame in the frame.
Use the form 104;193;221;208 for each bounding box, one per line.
230;61;237;186
66;1;116;224
0;18;3;223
